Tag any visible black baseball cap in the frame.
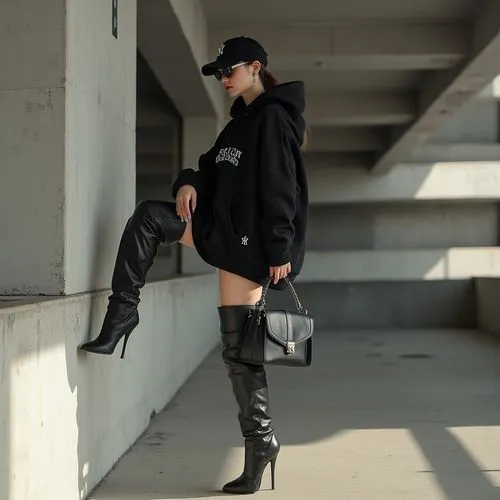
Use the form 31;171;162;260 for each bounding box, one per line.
201;36;268;76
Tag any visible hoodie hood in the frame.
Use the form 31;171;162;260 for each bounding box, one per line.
229;81;306;137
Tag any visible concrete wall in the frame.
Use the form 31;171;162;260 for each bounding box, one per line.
0;0;137;296
64;0;137;295
268;280;476;330
302;88;500;329
0;274;220;500
298;248;500;282
475;277;500;335
307;203;499;250
308;162;500;204
0;1;66;295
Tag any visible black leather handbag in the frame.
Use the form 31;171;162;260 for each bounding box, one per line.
237;276;313;367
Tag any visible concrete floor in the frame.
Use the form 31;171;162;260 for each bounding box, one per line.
88;329;500;500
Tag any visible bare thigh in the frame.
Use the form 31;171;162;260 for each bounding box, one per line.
178;222;262;305
218;269;262;306
179;220;195;249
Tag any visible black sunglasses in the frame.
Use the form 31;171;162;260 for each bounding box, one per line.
214;62;248;81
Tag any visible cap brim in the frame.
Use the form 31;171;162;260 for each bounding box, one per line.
201;55;239;76
201;60;222;76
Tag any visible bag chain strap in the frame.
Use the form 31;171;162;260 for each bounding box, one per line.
254;276;307;324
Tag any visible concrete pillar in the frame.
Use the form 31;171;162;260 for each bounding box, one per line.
0;0;137;296
0;1;66;295
179;117;222;275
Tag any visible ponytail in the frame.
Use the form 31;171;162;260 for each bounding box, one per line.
259;67;278;90
258;66;308;151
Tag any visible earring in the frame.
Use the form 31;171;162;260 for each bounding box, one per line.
253;73;257;83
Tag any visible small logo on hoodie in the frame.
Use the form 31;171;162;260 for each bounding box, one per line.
241;236;249;246
216;147;242;167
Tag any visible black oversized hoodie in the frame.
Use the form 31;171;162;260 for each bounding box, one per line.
172;81;308;290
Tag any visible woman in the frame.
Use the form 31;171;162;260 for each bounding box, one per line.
80;36;308;494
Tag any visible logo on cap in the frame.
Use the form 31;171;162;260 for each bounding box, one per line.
218;43;225;56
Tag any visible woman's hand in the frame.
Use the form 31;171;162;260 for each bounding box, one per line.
176;185;197;222
269;262;291;285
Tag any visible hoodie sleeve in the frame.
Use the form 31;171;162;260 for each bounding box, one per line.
258;106;298;267
171;129;225;199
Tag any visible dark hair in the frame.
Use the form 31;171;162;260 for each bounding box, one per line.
256;66;308;150
259;67;279;90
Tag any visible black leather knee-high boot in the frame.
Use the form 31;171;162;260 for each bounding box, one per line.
80;200;186;358
218;305;280;494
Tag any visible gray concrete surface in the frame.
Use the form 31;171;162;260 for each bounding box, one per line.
88;328;500;500
476;277;500;336
138;0;225;118
0;0;137;295
307;203;499;251
269;281;477;330
0;274;220;500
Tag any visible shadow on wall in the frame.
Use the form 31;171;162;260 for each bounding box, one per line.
475;277;500;336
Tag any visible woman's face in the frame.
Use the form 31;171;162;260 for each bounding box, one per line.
219;61;259;98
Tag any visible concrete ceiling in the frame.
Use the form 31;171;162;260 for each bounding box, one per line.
137;0;500;173
137;0;225;118
200;0;500;173
275;70;422;94
200;0;481;23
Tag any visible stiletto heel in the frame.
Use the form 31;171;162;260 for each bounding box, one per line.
120;331;131;359
79;307;139;357
222;440;280;494
270;456;277;490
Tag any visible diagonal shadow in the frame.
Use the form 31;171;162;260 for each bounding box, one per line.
411;425;498;500
87;327;500;499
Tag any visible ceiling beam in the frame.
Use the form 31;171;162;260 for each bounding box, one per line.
307;127;385;152
210;23;467;71
138;0;225;118
372;0;500;173
307;162;500;205
304;152;372;170
306;93;415;127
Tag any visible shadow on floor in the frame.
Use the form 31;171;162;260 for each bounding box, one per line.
88;328;500;499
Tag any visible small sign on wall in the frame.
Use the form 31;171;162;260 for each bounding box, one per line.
112;0;118;38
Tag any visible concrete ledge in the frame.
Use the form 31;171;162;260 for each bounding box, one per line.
0;273;219;500
410;143;500;163
309;162;500;204
475;277;500;336
297;248;500;282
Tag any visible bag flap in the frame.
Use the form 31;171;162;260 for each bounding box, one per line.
265;310;313;347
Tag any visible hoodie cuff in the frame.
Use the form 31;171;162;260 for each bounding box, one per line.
172;169;200;198
267;247;292;267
